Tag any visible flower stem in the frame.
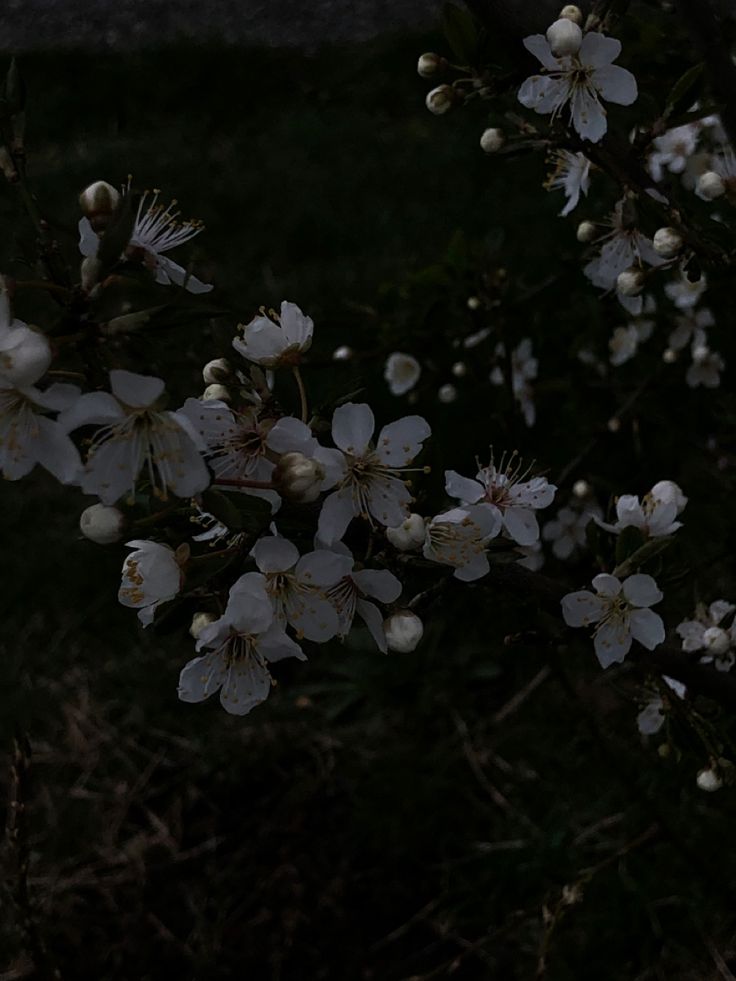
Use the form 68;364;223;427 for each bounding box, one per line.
292;364;308;423
213;478;276;490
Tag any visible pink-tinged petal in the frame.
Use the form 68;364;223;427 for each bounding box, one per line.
356;598;388;652
251;535;300;574
58;391;125;432
110;369;165;408
266;416;317;455
454;552;490;582
592;573;622;598
580;31;621;67
593;620;632;667
622;574;662;608
570;85;607;143
445;470;484;504
258;622;307;662
629;608;665;650
522;34;560;70
331;402;374;455
561;590;606;628
376;415;431;466
352;568;402;603
518;75;568;114
34;417;82;484
220;658;272;715
178;652;228;703
318;487;356;545
503;507;539;546
78;217;99;258
594;64;637;106
296;549;354;587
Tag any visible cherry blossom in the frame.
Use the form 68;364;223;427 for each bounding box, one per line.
518;31;638;143
315;402;431;545
0;375;81;483
384;352;421;396
232;301;313;367
677;600;736;672
423;506;502;581
562;573;665;668
490;339;537;427
545;149;591;216
61;370;210;505
665;272;707;310
597;480;687;538
647;122;702;183
118;539;183;626
178;572;304;716
542;502;602;560
637;676;686;735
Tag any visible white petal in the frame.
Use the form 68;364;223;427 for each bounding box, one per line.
313;446;346;490
81;435;142;504
593;620;632;667
503;507;539;546
279;301;313;348
615;495;645;528
58;391;125;432
178;652;227;703
518;75;568;114
226;573;274;634
594;64;637;106
375;415;431;466
592;573;622;598
571;85;607;143
561;590;606;627
286;593;340;642
251;535;299;574
34;417;82;484
296;549;353;587
219;658;271;715
522;34;559;70
258;622;307;662
637;700;665;735
318;487;356;545
628;608;665;649
331;402;374;455
580;31;621;67
356;598;388;652
352;568;402;603
110;370;165;408
78;217;100;258
622;574;662;608
366;475;412;528
266;416;317;455
454;552;490;582
676;620;705;652
445;470;484;504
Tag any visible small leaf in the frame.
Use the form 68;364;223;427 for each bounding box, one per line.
613;536;673;579
664;62;704;120
441;2;479;64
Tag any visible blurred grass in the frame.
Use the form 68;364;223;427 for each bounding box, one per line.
1;27;736;981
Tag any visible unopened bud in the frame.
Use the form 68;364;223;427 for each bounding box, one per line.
384;610;424;653
572;479;590;498
417;52;446;78
0;323;51;387
546;17;583;56
559;4;583;24
80;256;102;293
703;626;730;656
576;220;597;243
451;360;467;378
652;226;683;258
203;357;232;385
466;296;481;310
273;451;325;504
79;180;120;231
79;503;125;544
202;383;231;402
189;611;217;640
332;345;353;361
438;383;457;403
480;127;505;153
616;267;645;297
696;170;725;201
696;765;723;792
607;416;621;433
663;347;677;363
386;513;426;551
425;85;456;115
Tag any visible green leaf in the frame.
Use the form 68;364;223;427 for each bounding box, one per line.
613;536;673;579
441;2;479;64
664;62;704;120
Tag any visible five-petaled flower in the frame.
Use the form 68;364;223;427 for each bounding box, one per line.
232;301;313;367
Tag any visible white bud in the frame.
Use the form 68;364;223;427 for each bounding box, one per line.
384;610;424;653
559;4;583;24
480;127;505;153
546;17;583;56
80;256;102;293
384;351;421;396
703;626;731;656
425;85;455;115
438;383;457;403
386;513;426;551
332;345;353;361
79;503;125;544
0;323;52;387
203;357;231;385
273;451;325;503
652;226;683;258
451;360;467;378
696;766;723;792
79;180;120;219
466;296;481;310
663;347;677;364
572;479;590;498
189;611;217;640
576;220;597;243
696;170;725;201
202;383;232;402
607;416;621;433
616;267;645;297
417;52;446;78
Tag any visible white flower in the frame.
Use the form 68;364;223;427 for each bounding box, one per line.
423;506;502;581
0;292;52;388
545;150;591;216
665;272;706;310
686;336;724;389
542;503;601;559
384;352;421;396
668;307;714;352
445;455;556;546
489;338;537;426
315;402;430;545
178;572;305;716
232;301;313;367
251;534;352;642
79;186;213;294
0;379;81;483
384;610;424;653
178;398;316;512
695;146;736;200
518;31;637;143
608;324;639;366
647;123;701;183
323;542;403;652
60;370;210;505
597;481;686;538
118;539;182;626
636;675;686;735
562;573;665;668
676;600;736;672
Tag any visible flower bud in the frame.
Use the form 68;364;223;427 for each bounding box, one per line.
203;357;232;385
480;127;505;153
466;296;481;310
272;451;325;504
546;17;583;56
652;226;683;258
451;360;467;378
0;324;51;387
438;383;457;403
696;765;723;793
79;503;125;544
80;256;103;294
79;180;120;232
696;170;725;201
384;610;424;653
576;220;597;243
386;513;426;551
189;611;217;640
703;626;731;656
572;479;590;498
202;383;232;402
663;347;677;364
425;85;456;115
332;345;353;361
559;4;583;24
616;267;645;297
417;52;446;78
